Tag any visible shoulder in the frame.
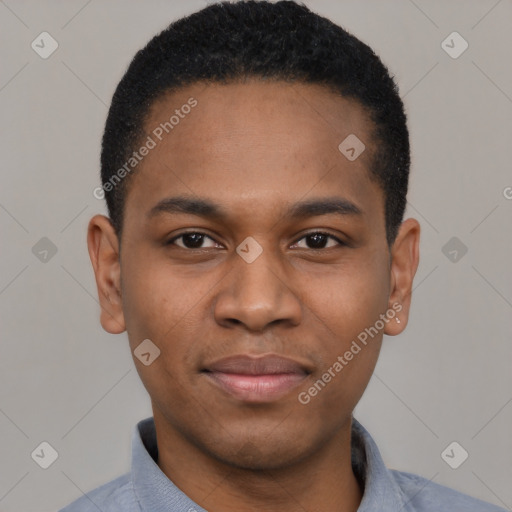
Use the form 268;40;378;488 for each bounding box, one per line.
391;470;507;511
58;472;138;512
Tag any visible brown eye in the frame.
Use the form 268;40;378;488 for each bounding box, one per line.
292;232;344;250
168;232;219;249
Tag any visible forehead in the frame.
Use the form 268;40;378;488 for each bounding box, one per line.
124;80;383;228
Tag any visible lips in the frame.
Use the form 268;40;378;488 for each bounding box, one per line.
202;354;311;403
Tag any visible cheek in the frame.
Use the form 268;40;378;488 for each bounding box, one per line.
121;249;208;344
119;255;199;410
300;278;386;417
304;253;390;339
119;249;220;400
300;251;389;400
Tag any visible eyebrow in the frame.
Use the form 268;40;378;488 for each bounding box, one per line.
147;195;363;221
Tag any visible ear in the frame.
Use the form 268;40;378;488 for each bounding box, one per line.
86;214;126;334
384;218;420;336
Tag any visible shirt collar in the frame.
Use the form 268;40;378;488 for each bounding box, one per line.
131;417;208;511
131;416;410;511
350;419;411;510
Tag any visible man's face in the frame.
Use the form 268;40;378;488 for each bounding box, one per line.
92;80;409;469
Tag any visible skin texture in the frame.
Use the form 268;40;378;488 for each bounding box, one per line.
87;80;420;512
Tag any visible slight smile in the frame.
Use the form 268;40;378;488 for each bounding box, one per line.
201;354;312;403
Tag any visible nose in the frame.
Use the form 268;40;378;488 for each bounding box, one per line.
213;243;302;332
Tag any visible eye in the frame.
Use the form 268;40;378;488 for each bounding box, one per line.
291;232;345;250
167;230;345;251
168;232;221;250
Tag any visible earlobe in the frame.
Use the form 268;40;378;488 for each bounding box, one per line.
87;214;126;334
384;218;420;337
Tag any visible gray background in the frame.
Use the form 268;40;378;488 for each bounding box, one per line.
0;0;511;510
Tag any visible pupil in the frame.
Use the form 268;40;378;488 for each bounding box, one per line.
183;233;204;248
181;234;328;249
308;233;327;249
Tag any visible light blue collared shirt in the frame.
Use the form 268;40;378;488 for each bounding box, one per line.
60;416;507;511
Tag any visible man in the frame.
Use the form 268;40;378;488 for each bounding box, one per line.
61;1;506;510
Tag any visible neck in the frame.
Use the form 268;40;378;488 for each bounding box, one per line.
153;410;363;512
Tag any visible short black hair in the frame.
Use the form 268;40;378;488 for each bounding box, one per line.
100;0;410;247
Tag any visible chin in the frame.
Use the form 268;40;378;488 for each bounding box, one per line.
208;434;314;472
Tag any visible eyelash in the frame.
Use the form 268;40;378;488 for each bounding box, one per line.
166;230;346;251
